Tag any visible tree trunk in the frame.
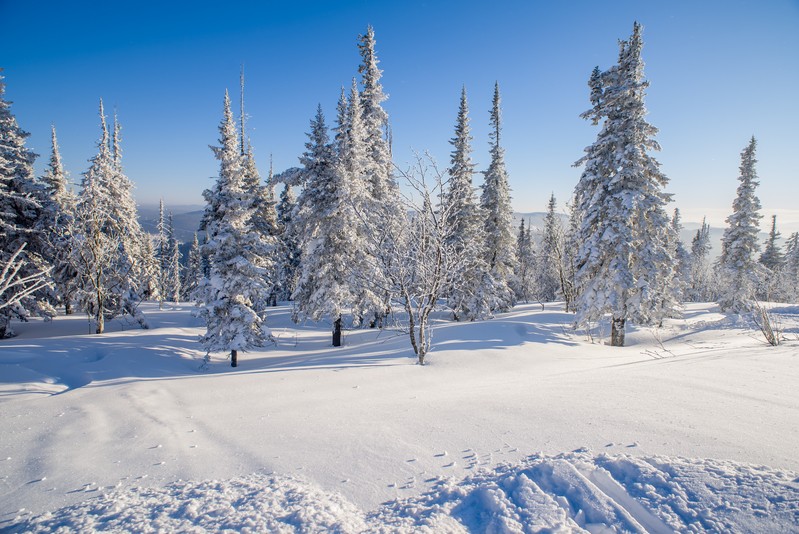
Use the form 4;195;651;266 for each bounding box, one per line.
65;301;73;315
96;312;104;334
231;349;238;367
332;316;342;347
611;317;625;347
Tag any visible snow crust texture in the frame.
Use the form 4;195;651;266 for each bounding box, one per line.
11;450;798;533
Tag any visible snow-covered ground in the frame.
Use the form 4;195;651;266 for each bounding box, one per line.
1;302;798;532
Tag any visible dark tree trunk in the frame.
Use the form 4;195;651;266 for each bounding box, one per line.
332;316;342;347
611;317;626;347
231;349;238;367
65;301;73;315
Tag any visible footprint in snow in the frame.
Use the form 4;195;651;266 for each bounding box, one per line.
443;461;456;468
434;452;447;457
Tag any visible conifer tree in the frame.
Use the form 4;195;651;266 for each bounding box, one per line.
195;91;272;367
572;22;676;346
156;198;168;308
183;232;202;301
536;194;563;303
73;101;147;333
480;82;516;312
166;213;181;303
292;106;362;346
275;184;300;302
670;208;690;302
0;74;55;336
688;217;713;301
40;125;78;314
759;215;784;271
783;232;799;302
443;87;490;320
717;137;763;312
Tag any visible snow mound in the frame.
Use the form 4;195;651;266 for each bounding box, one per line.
11;451;799;533
10;473;368;533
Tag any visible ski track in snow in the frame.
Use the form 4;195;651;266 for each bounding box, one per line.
1;302;799;532
7;451;798;533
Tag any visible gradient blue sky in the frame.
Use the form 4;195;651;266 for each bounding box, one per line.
3;0;798;230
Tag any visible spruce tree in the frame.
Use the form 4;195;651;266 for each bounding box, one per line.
536;194;563;303
156;198;168;307
0;74;55;336
572;22;676;346
40;125;78;315
759;215;784;271
480;82;516;312
183;232;202;301
783;232;799;302
166;213;181;303
688;217;713;301
195;91;272;366
275;184;300;301
717;137;763;312
292;106;361;346
444;87;490;320
73;101;147;333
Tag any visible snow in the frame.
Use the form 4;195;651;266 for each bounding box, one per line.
1;302;798;532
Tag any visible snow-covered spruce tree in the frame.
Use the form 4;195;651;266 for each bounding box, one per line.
443;87;491;320
717;137;763;312
182;232;202;301
535;194;563;303
759;215;784;271
72;102;147;333
337;80;384;322
479;82;516;312
239;74;279;308
560;200;581;312
39;125;78;315
195;91;272;367
166;213;181;303
759;215;785;301
155;198;168;308
356;28;404;323
572;22;677;346
292;105;363;346
512;218;534;303
783;232;799;302
275;183;300;301
687;217;713;302
669;208;691;303
0;75;56;336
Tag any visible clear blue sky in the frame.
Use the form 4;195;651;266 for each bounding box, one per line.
3;0;798;230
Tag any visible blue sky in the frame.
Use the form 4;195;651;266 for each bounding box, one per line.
3;0;798;230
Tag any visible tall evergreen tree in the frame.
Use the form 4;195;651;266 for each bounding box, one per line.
717;137;763;312
357;25;393;204
292;106;362;346
480;82;516;312
783;232;799;302
275;183;300;301
166;212;181;303
183;232;202;301
688;217;713;301
759;215;784;271
572;22;676;346
443;88;490;320
0;74;55;336
72;101;147;333
156;198;168;307
670;208;690;302
195;91;272;367
39;125;78;314
536;194;564;302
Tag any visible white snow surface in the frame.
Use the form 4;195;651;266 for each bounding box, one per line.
1;302;798;532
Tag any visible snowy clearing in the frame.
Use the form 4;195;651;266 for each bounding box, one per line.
1;302;798;532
